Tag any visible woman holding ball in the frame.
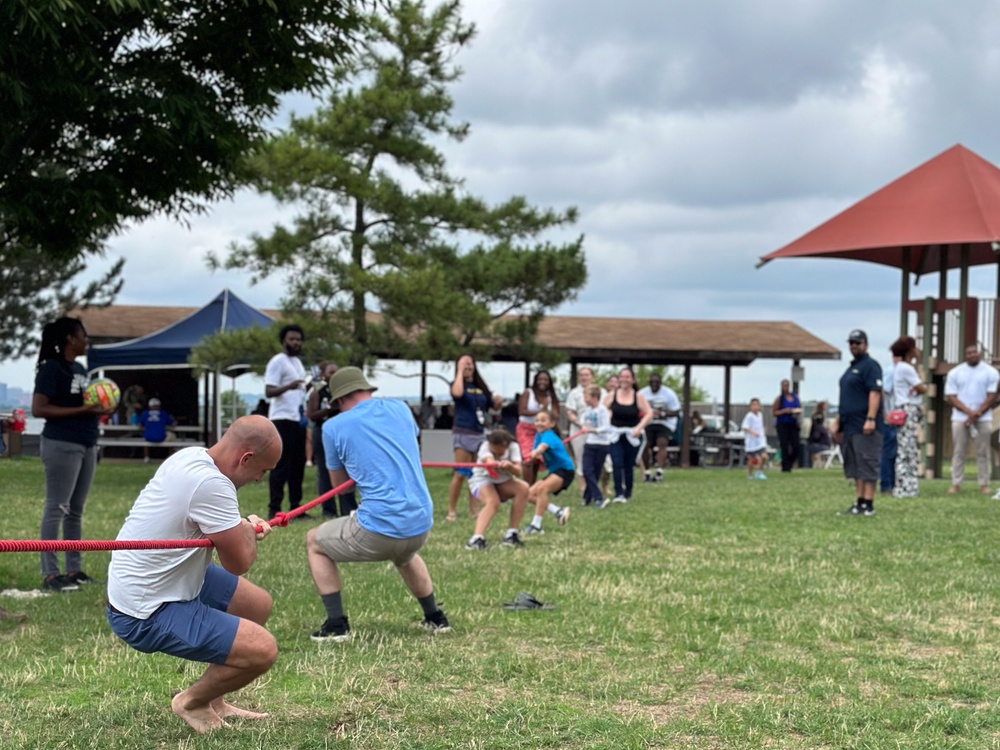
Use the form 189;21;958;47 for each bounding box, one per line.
31;317;111;592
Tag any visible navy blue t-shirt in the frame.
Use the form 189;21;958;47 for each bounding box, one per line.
838;353;884;436
34;358;99;446
453;382;489;433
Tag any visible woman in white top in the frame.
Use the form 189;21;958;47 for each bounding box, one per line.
890;336;927;498
517;370;559;486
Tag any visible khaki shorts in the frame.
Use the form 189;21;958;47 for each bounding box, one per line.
314;513;428;566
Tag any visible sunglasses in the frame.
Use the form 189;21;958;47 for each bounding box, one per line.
848;340;864;345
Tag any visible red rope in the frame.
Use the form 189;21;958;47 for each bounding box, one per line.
0;462;513;552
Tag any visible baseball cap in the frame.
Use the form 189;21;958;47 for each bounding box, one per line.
327;366;378;402
148;398;161;407
847;329;868;344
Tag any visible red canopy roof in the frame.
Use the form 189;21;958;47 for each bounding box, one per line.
759;144;1000;275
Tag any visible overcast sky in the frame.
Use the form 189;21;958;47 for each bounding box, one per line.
7;0;1000;407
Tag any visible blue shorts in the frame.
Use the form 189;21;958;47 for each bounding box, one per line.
106;564;240;665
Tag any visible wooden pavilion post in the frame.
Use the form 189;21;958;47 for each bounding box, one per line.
900;247;910;335
723;366;732;428
960;243;970;348
680;364;692;468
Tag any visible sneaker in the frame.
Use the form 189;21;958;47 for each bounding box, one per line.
612;496;628;504
502;531;524;548
311;615;351;642
862;507;877;517
555;507;570;526
464;537;487;551
522;524;544;535
66;571;97;584
839;503;862;516
654;470;664;483
420;609;451;633
42;575;80;593
594;497;610;509
643;472;654;483
754;472;767;480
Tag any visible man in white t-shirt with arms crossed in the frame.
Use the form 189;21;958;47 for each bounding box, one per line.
945;344;999;495
106;415;281;733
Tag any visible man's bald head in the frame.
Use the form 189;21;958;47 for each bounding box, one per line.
209;415;282;489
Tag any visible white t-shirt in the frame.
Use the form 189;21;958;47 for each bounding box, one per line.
893;361;922;407
639;385;680;431
469;440;522;492
741;411;768;453
107;448;242;618
581;403;614;445
565;385;606;425
264;351;307;421
945;361;1000;423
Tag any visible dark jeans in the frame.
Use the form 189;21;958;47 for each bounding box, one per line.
776;422;799;472
609;434;640;499
880;425;897;492
582;443;610;503
313;427;357;517
269;419;306;517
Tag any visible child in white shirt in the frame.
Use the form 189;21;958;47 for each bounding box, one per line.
742;398;768;479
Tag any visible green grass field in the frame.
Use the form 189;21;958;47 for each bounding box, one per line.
3;457;1000;749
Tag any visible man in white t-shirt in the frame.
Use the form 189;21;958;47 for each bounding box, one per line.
265;324;308;518
564;367;604;498
639;373;681;482
945;344;1000;494
106;415;280;734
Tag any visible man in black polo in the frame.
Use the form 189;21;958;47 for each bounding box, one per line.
836;329;884;516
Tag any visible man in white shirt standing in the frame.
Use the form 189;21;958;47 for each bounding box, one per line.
639;373;681;482
265;324;309;518
945;344;999;495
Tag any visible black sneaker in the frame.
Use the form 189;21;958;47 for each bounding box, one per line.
502;531;524;548
311;615;351;642
643;472;654;483
66;571;97;585
420;610;451;633
862;507;876;517
839;504;862;516
465;537;487;551
43;574;80;593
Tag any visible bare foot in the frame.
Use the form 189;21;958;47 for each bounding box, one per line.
213;700;269;720
172;692;223;733
445;512;456;522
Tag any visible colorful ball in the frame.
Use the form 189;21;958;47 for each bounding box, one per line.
84;378;121;411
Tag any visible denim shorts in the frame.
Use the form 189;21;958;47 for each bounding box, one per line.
106;564;240;665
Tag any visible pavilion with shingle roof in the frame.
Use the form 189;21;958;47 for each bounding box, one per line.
74;302;838;465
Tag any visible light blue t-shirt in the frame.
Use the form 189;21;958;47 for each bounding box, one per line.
323;398;433;539
533;429;575;473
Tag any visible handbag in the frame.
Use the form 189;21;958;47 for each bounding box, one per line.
887;409;906;426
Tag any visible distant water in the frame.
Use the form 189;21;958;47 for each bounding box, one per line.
24;417;44;435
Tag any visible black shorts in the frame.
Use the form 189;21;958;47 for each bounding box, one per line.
549;468;575;495
645;423;673;444
843;432;883;482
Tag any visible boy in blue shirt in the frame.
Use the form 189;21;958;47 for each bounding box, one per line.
139;397;175;464
524;410;573;534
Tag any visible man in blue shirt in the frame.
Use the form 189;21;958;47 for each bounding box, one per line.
836;329;884;516
307;367;449;641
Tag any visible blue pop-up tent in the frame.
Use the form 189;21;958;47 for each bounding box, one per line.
88;289;274;368
87;289;275;445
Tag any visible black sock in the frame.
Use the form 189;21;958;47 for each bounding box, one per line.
418;592;438;618
857;497;865;508
321;592;344;621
